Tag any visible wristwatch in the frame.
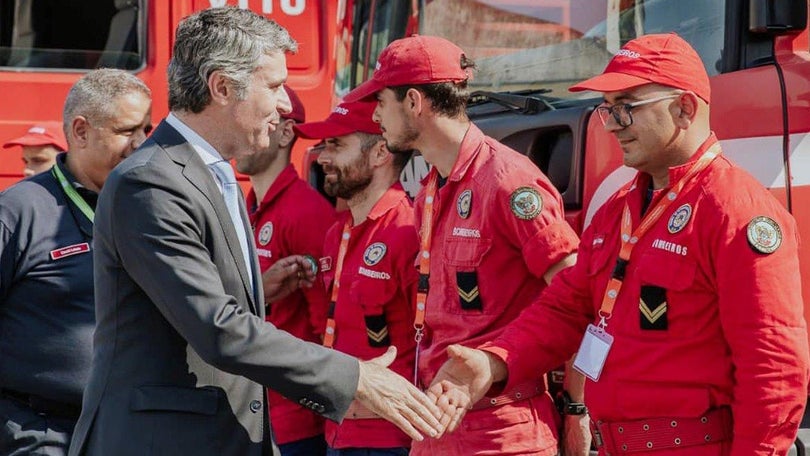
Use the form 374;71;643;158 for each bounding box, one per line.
556;390;588;416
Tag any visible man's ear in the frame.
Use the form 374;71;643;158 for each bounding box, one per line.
673;91;699;129
406;88;423;115
369;139;392;168
71;116;91;147
208;70;232;106
277;120;296;149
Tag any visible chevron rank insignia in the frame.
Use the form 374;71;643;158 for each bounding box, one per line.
364;314;390;347
457;271;482;311
639;285;667;330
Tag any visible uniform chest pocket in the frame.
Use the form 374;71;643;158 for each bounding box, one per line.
443;238;492;313
635;250;696;291
349;277;396;347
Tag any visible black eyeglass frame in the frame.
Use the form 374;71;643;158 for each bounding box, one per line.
595;93;682;128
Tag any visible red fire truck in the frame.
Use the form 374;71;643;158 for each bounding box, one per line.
325;0;810;450
0;0;337;189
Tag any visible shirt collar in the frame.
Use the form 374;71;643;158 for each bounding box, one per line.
166;113;224;166
366;182;408;222
666;132;719;185
447;123;484;183
247;164;299;213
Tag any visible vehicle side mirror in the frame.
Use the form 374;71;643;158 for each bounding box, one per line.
750;0;807;34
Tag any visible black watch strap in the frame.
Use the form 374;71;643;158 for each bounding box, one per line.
556;390;588;416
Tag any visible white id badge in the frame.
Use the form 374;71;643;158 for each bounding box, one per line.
572;324;614;382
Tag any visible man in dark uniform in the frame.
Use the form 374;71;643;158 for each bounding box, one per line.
0;68;153;455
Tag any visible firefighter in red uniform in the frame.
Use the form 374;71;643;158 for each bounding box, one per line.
345;36;588;455
429;33;810;455
236;85;333;456
295;99;417;456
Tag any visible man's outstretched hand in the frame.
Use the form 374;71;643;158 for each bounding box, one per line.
426;344;508;436
262;255;316;303
355;346;448;441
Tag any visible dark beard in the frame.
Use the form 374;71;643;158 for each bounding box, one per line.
323;165;373;200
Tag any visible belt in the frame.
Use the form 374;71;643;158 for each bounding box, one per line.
0;388;82;420
344;401;380;420
592;407;732;454
470;379;546;411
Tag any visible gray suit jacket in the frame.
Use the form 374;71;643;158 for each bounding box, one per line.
69;121;358;456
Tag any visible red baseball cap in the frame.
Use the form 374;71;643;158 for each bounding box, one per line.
344;35;471;102
569;33;710;103
3;122;68;151
294;100;381;139
281;85;305;123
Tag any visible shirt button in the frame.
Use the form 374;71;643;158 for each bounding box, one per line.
249;400;262;413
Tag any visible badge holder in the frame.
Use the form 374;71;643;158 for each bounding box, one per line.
572;323;613;382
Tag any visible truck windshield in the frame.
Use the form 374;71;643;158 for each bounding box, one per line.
420;0;725;100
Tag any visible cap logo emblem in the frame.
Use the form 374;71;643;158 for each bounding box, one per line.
375;61;381;70
29;127;46;134
615;49;641;59
333;106;349;115
457;189;472;219
747;216;782;254
258;222;273;246
667;204;692;234
363;242;387;266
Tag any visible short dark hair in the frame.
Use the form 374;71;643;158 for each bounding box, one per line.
389;54;475;118
357;132;413;174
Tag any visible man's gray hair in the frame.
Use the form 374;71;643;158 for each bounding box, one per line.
62;68;151;133
168;7;297;113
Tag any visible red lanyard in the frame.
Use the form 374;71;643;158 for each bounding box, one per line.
597;144;721;329
323;220;352;348
412;171;438;384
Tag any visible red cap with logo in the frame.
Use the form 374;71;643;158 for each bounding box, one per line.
569;33;710;103
294;100;381;139
344;35;471;102
281;84;306;123
3;121;68;151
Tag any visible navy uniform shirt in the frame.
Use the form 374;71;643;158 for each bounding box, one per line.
0;153;96;406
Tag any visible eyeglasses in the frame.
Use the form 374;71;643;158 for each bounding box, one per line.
595;94;681;128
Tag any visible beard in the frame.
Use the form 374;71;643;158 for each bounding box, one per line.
385;119;419;154
322;155;373;200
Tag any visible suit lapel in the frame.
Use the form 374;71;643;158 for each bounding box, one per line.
151;122;260;314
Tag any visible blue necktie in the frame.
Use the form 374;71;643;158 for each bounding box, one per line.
210;160;254;292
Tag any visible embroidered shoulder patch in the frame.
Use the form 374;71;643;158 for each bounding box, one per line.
509;187;543;220
746;216;782;254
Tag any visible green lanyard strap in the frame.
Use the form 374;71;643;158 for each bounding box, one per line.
51;164;95;223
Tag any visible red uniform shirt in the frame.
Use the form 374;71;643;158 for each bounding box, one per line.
246;164;335;445
411;125;579;456
320;183;418;449
484;134;810;455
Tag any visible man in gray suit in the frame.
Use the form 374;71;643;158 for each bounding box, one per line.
69;8;446;456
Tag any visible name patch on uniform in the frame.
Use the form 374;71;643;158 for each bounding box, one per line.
258;222;273;246
50;242;90;260
510;187;543;220
747;216;782;254
457;189;472;219
667;204;692;234
256;248;272;259
363;242;387;266
452;227;481;238
358;267;391;280
592;234;605;249
319;256;333;272
651;239;688;256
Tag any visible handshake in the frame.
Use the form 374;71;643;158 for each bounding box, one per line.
353;344;507;441
265;255;509;440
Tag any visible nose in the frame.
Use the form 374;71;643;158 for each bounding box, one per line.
372;106;381;124
23;167;35;177
603;114;624;133
277;87;292;117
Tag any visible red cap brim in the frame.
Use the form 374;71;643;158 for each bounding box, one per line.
343;79;385;103
569;72;655;94
2;136;65;150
